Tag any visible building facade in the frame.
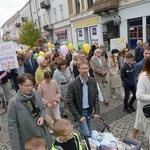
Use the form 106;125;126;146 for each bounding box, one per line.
69;0;102;49
94;0;150;50
119;0;150;49
50;0;71;44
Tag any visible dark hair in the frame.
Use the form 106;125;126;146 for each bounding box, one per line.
17;54;25;61
144;46;150;52
44;71;53;79
52;52;60;61
126;53;134;59
143;57;150;80
17;73;35;84
57;59;67;70
77;60;89;68
111;49;119;54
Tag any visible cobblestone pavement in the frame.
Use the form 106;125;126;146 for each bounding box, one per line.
0;90;150;150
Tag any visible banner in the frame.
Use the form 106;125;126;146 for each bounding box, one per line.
110;38;126;51
0;41;19;71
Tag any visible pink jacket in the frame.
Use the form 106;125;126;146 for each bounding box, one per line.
38;79;61;106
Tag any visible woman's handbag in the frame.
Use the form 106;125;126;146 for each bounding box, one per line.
143;104;150;118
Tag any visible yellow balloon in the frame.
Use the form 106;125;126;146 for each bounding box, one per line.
39;51;45;57
26;46;29;50
83;43;90;54
68;43;74;51
18;49;23;54
47;42;52;48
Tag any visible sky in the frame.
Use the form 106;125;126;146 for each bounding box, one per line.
0;0;29;27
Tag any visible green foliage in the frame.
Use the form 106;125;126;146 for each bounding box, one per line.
18;20;40;47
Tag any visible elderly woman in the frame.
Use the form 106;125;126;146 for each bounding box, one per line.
8;73;52;150
69;52;79;75
45;52;52;65
108;49;124;99
35;59;51;84
53;59;72;118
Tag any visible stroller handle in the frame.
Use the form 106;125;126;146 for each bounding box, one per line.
86;116;111;133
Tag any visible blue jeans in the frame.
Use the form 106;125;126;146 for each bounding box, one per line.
79;109;92;136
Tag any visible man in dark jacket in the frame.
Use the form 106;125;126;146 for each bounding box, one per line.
134;40;143;63
67;60;100;136
24;50;38;76
121;53;136;113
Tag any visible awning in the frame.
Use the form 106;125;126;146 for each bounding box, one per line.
43;32;51;37
11;37;17;41
55;29;66;35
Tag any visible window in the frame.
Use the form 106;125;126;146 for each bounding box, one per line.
53;8;57;22
87;0;93;9
59;4;64;20
43;14;47;25
75;0;80;13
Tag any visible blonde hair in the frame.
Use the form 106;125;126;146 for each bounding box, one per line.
25;136;47;150
137;40;142;46
53;119;71;136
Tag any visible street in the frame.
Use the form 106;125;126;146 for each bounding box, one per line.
0;88;150;150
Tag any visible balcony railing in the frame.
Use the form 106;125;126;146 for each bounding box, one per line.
21;17;27;22
94;0;119;15
43;24;53;31
15;23;21;28
40;0;50;9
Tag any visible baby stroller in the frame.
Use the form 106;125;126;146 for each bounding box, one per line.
77;116;142;150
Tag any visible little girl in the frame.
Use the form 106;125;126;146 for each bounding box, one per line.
38;71;61;119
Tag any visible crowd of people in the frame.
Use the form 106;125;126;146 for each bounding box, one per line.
0;40;150;149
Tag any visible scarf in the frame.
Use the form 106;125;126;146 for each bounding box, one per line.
17;90;40;118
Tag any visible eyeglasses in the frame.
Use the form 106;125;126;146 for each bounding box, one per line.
60;126;73;137
61;130;73;137
42;65;47;68
21;84;34;88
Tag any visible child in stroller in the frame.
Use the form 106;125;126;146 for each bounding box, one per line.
78;116;142;150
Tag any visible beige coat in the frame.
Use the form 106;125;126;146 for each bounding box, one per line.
108;58;122;88
134;72;150;144
90;56;107;83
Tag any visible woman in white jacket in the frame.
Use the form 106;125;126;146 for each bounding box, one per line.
132;57;150;143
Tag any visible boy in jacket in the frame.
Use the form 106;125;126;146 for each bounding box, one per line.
52;119;83;150
121;53;136;113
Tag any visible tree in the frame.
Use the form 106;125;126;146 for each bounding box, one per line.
18;20;40;47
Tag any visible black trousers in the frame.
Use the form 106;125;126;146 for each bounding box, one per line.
124;86;136;109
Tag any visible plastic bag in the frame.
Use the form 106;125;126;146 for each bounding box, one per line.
97;83;104;102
